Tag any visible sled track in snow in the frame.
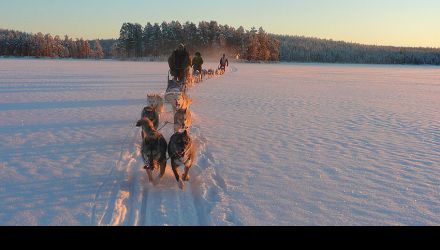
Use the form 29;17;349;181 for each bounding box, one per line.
92;66;239;226
90;120;138;226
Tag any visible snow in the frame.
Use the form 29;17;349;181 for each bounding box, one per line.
0;59;439;225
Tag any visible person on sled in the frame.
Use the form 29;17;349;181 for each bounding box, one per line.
192;52;204;80
219;53;229;72
168;43;191;84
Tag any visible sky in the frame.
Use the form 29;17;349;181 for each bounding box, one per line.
1;0;439;47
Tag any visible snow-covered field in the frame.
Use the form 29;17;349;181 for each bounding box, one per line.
0;59;438;226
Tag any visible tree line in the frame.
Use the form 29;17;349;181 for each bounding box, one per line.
113;21;279;61
0;29;105;59
275;35;440;65
2;24;440;65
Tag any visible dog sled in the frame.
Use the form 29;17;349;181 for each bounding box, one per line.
217;64;226;75
165;70;187;105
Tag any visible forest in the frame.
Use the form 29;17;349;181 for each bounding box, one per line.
275;35;440;65
0;29;106;59
2;21;440;65
112;21;279;61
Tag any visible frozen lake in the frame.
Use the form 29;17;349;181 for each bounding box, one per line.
0;59;438;225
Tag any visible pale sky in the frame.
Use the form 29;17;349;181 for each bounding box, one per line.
1;0;439;47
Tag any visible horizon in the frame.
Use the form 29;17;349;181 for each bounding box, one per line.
1;0;439;48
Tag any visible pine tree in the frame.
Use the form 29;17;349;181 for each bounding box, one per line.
143;22;154;56
118;23;143;58
78;39;87;58
257;27;270;61
152;23;162;57
93;40;104;59
161;22;173;54
133;23;143;57
246;28;259;61
170;21;183;46
183;22;199;52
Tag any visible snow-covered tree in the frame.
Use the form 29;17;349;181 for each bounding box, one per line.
93;40;104;59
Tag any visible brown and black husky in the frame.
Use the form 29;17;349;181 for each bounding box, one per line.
137;106;159;139
174;108;192;133
138;118;168;185
168;130;196;190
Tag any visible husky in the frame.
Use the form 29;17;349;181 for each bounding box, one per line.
165;92;193;113
176;93;192;110
193;70;202;83
138;118;168;185
137;106;159;139
168;130;196;190
202;69;208;77
147;94;164;114
174;108;192;133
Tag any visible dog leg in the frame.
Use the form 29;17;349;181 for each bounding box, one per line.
174;168;185;190
159;160;166;178
154;160;166;186
178;179;185;190
182;167;190;182
171;165;181;182
146;169;154;184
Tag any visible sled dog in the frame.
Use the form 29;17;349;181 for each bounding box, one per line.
138;118;168;185
174;108;192;133
168;130;196;190
147;94;164;114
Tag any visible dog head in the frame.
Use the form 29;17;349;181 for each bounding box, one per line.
147;94;164;111
142;106;155;117
174;108;191;133
175;93;193;110
136;118;157;139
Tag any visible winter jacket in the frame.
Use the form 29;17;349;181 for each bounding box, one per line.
192;56;204;70
220;57;229;67
168;49;191;77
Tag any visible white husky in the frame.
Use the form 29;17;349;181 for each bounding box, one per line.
165;92;192;113
147;94;164;114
